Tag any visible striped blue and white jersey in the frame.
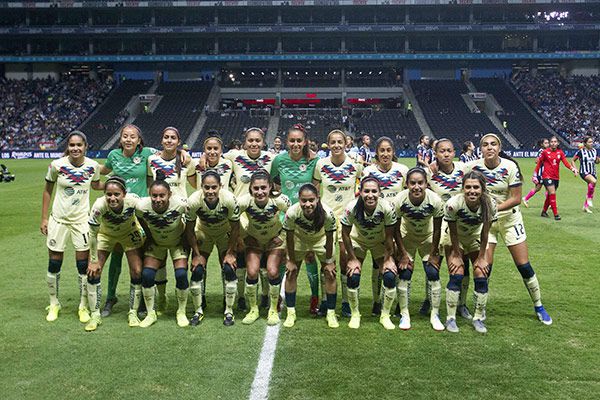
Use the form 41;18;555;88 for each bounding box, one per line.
574;148;598;177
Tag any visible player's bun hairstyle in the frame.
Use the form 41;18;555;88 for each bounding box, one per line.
161;126;184;178
288;124;310;159
480;133;522;178
374;136;398;163
149;171;171;193
105;176;127;193
462;170;494;225
201;170;222;185
204;130;223;148
298;183;326;231
119;124;145;151
63;130;88;156
249;169;277;197
354;176;381;226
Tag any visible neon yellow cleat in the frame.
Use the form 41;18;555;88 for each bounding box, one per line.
84;315;102;332
267;308;280;326
139;310;158;328
379;314;395;330
46;304;61;322
326;310;339;328
283;309;296;328
128;310;141;327
242;306;260;325
348;313;361;329
78;307;91;323
176;311;189;327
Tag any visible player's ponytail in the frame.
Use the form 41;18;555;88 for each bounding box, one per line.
463;170;494;225
299;183;325;231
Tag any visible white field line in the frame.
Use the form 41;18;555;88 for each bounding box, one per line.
249;324;281;400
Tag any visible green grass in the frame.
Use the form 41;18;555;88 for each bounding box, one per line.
1;158;599;400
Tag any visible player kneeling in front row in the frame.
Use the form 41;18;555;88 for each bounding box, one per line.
341;177;397;329
86;176;145;331
185;171;241;326
391;168;445;331
135;178;190;328
443;171;497;334
239;170;291;325
283;184;339;328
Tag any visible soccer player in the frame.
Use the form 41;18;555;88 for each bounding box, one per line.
427;139;472;319
471;133;552;325
147;127;197;201
86;176;145;331
41;131;102;323
533;136;577;220
197;132;234;191
282;184;338;328
269;136;285;155
522;138;549;208
362;137;409;316
443;171;497;333
135;179;190;328
185;171;241;326
340;177;397;329
271;124;321;314
313;129;363;317
390;168;445;331
416;134;432;168
238;170;291;325
99;124;156;317
459;141;478;163
572;136;599;213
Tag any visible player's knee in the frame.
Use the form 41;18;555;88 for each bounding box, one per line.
424;262;440;281
383;271;396;288
87;276;100;285
174;268;189;290
268;276;281;286
191;265;205;282
48;259;62;274
223;263;236;281
246;276;259;285
474;277;488;294
76;259;87;275
517;262;535;279
141;267;157;288
347;273;361;289
447;274;464;291
324;267;336;281
398;268;413;281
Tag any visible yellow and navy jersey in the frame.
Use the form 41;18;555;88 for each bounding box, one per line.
313;156;362;216
394;189;444;237
147;154;196;200
45;156;101;224
89;193;141;236
444;194;498;239
467;157;521;217
238;194;291;240
196;157;234;192
224;150;274;198
362;162;410;201
283;202;336;244
135;196;187;247
186;189;240;235
427;161;469;202
341;198;397;245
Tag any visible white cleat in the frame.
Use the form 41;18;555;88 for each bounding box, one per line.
583;206;593;214
398;314;411;330
430;314;445;331
588;199;594;208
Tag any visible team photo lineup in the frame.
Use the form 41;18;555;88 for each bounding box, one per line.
3;1;600;398
40;124;597;334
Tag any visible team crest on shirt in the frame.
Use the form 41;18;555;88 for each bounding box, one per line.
299;164;307;172
59;165;95;185
64;187;75;196
133;157;142;165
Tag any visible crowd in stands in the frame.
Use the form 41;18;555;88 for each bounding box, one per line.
514;72;600;142
0;74;113;150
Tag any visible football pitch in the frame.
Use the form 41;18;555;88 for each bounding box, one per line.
1;158;599;400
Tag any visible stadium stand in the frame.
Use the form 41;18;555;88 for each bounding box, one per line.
200;111;270;146
351;109;422;149
411;80;502;147
81;79;153;149
514;72;600;142
278;109;344;144
0;75;112;150
282;69;341;88
471;78;554;148
132;81;212;148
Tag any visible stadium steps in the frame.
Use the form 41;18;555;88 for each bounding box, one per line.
403;83;432;138
205;83;221;112
266;113;280;142
186;112;208;150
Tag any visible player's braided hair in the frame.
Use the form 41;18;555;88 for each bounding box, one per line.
298;183;326;231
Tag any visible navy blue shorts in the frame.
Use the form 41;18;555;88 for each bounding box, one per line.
580;172;597;180
543;179;559;189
